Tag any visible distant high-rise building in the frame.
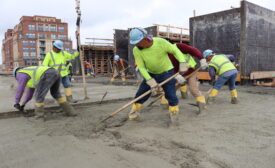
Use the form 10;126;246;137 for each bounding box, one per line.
1;15;73;70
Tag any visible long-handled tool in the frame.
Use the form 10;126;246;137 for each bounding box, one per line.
99;91;108;104
147;68;201;107
97;72;180;125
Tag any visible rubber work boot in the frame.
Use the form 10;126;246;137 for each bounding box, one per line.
34;103;45;119
65;88;78;103
128;103;142;120
35;103;51;121
180;85;188;99
122;77;126;85
59;102;77;116
230;89;238;104
169;105;179;126
195;96;206;114
207;89;218;104
160;95;169;109
110;77;115;83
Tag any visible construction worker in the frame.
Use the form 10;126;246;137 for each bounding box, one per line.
13;66;77;120
203;49;238;104
128;27;189;122
110;55;126;84
42;40;79;103
66;51;79;82
162;43;208;114
84;61;94;76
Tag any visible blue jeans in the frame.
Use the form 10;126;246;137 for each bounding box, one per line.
214;73;237;90
135;69;178;106
61;75;71;88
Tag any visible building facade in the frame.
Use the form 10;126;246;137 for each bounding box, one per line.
1;15;73;70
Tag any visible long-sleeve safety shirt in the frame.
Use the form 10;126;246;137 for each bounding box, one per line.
133;37;186;80
15;73;35;105
168;43;203;76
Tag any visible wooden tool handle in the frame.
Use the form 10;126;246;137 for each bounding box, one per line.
99;72;180;123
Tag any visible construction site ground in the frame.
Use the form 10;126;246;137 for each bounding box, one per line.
0;76;275;168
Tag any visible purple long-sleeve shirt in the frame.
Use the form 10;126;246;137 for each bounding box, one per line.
15;73;35;105
209;54;238;81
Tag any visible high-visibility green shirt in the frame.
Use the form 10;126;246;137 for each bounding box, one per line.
42;51;78;77
18;66;51;88
133;37;187;80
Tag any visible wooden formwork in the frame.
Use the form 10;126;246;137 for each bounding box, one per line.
153;24;189;43
82;38;114;75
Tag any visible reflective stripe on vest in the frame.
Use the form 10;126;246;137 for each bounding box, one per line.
23;66;40;86
50;51;67;71
19;66;50;88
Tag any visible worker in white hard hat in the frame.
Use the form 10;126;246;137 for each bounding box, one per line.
42;40;79;103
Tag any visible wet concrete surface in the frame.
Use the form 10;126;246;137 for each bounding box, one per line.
0;76;138;114
0;85;275;168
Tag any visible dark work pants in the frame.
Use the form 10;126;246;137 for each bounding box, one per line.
35;68;62;103
135;69;178;106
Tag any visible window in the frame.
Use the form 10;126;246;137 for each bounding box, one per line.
39;41;45;47
51;34;56;39
40;48;45;54
39;34;45;39
30;48;36;52
22;41;28;46
32;61;37;65
58;27;64;32
30;41;36;46
18;34;22;39
50;25;56;32
26;33;35;38
23;48;29;52
38;25;43;31
23;52;29;56
30;52;36;56
64;42;70;47
24;60;30;66
58;35;67;40
45;26;49;31
28;25;35;31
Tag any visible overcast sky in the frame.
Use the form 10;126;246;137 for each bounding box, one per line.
1;0;275;64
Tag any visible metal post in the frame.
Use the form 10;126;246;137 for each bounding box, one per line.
75;0;89;99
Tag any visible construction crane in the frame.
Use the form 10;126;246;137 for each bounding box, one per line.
75;0;89;99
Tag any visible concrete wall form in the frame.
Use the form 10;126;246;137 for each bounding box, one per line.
241;1;275;76
190;1;275;77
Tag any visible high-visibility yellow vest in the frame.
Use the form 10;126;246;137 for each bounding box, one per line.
173;44;197;69
18;66;51;88
185;53;197;69
209;55;236;75
42;51;73;77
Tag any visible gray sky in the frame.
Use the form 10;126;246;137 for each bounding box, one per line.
1;0;275;64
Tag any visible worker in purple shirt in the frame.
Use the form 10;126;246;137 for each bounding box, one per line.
14;73;35;116
203;49;238;104
13;66;77;120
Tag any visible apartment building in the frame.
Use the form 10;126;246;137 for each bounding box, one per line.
1;15;73;70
